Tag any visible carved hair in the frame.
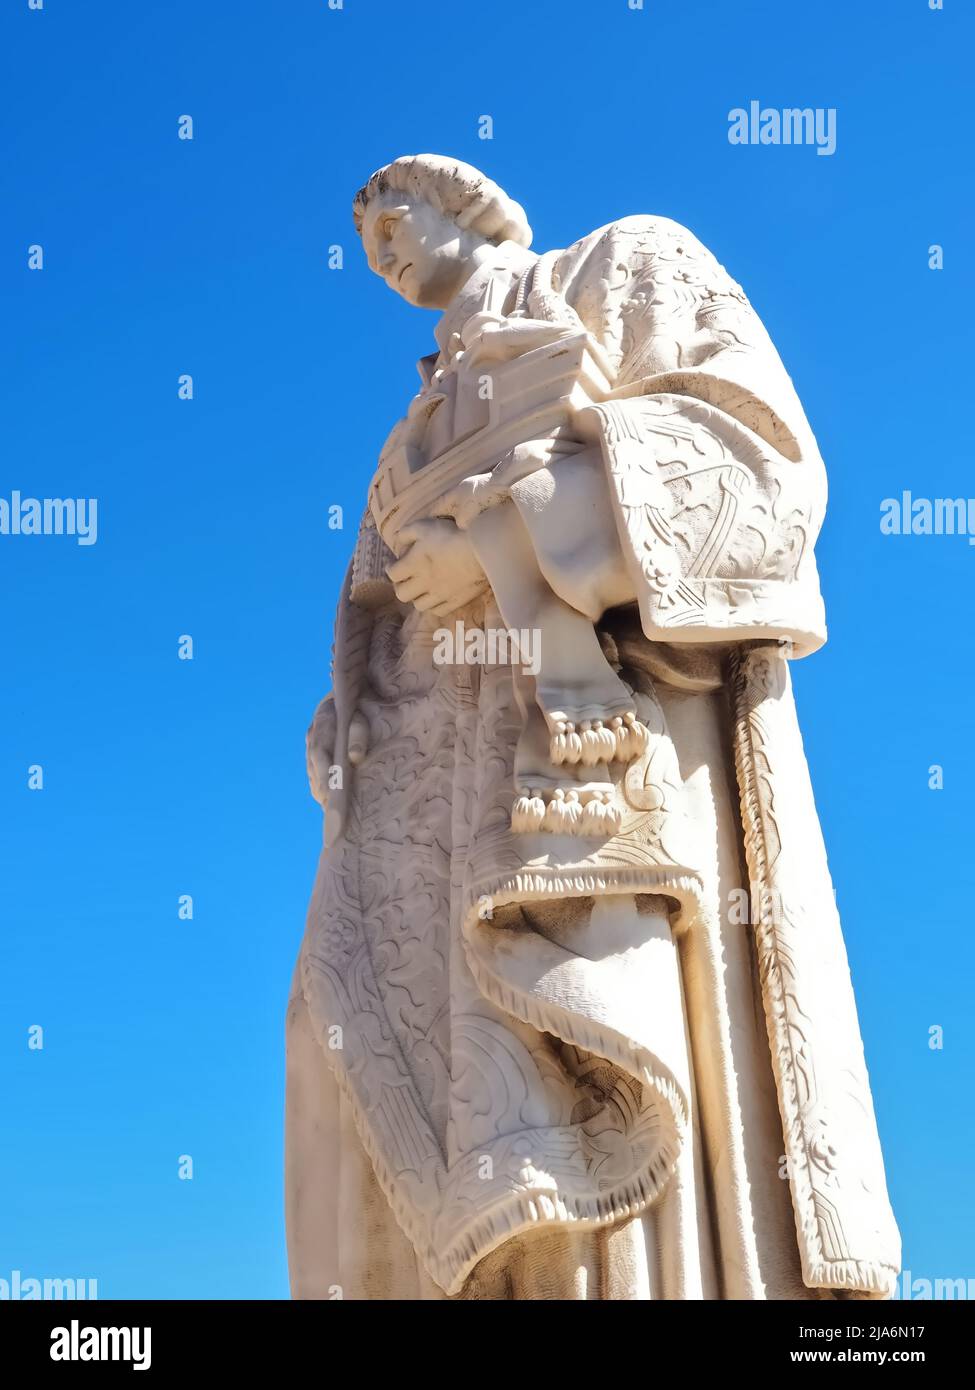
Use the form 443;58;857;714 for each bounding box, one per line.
352;154;532;249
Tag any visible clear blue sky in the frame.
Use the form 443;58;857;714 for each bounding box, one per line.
1;0;971;1299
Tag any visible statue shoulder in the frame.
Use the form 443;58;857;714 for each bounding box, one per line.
558;213;706;269
553;215;718;317
551;215;719;368
593;212;697;240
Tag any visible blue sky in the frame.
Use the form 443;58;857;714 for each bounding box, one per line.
1;0;971;1299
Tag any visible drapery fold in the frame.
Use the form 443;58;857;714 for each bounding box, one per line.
287;215;899;1298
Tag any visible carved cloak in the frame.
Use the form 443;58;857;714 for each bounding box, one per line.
286;217;900;1299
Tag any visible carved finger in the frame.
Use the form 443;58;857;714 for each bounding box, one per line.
348;711;370;767
394;518;444;550
393;575;428;603
411;591;442;613
460;311;504;343
429;582;488;617
459;341;488;368
305;696;337;806
306;740;333;806
386;550;419;583
393;523;422;550
306;699;335;762
429;597;460;618
310;695;336;746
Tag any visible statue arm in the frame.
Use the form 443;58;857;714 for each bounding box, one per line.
552;221;828;654
458;310;578;368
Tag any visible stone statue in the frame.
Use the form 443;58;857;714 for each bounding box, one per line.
285;155;900;1300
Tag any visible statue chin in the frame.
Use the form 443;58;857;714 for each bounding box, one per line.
403;281;437;309
286;158;901;1304
406;273;461;312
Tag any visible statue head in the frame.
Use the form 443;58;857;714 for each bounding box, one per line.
353;155;532;310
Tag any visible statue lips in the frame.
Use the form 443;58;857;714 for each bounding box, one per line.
397;262;413;285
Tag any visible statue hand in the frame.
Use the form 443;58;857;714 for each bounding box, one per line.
386;518;489;617
306;695;336;807
461;313;577;368
306;694;369;802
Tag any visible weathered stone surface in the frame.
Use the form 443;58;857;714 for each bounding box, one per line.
286;156;900;1301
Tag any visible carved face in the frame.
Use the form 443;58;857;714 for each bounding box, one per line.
361;197;488;310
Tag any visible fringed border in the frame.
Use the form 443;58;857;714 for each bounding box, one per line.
730;644;900;1300
301;862;706;1296
302;945;686;1296
467;864;705;923
808;1259;899;1300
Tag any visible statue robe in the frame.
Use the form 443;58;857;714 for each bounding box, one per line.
285;217;901;1300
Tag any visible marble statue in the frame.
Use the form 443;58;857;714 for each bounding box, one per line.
285;156;900;1300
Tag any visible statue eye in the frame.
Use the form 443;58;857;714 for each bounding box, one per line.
382;217;397;240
